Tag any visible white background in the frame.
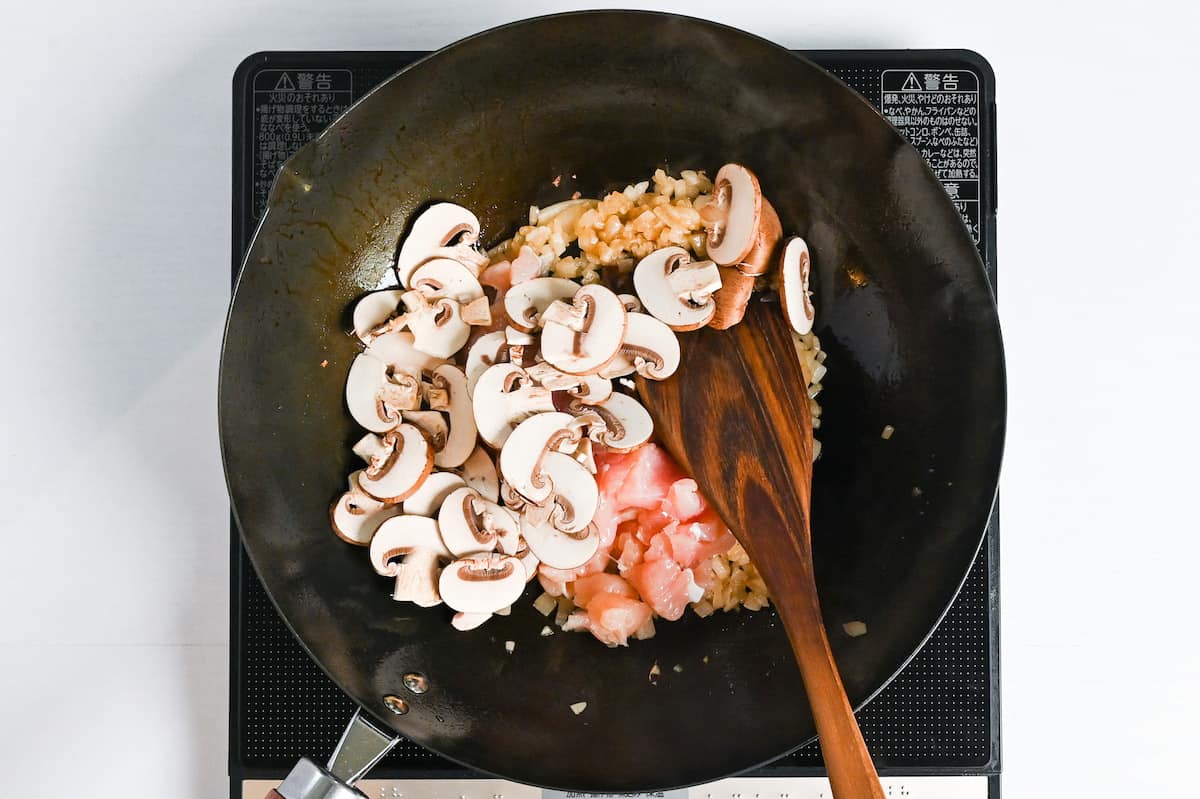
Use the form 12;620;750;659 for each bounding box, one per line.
1;0;1197;796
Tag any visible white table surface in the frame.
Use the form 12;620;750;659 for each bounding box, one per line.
1;1;1197;796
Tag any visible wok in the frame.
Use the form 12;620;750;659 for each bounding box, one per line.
219;10;1005;793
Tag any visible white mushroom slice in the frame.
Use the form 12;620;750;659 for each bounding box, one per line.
539;284;627;376
357;425;435;503
558;392;653;453
464;331;509;394
399;290;470;359
617;293;643;313
425;365;476;468
503;277;579;332
456;445;499;502
409;257;486;305
573;437;597;474
538;452;599;534
438;486;521;556
439;553;527;614
779;236;815;335
633;247;723;331
369;515;449;607
364;330;450;380
402;471;466;517
702;163;764;267
516;543;541;583
520;517;600;570
396;203;481;287
599;313;681;381
498;412;583;505
524;361;581;391
330;471;402;545
499;480;528;512
346;353;417;433
570;374;613;405
472;363;556;448
504;325;539;366
451;611;493;631
402;410;448;451
352;289;404;343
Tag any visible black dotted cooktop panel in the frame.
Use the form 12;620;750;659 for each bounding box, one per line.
230;49;999;779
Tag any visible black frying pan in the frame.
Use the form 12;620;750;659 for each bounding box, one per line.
220;11;1004;792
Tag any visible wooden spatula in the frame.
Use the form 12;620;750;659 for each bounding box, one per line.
638;299;885;799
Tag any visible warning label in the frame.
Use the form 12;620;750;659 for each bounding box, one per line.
880;69;981;243
250;69;354;218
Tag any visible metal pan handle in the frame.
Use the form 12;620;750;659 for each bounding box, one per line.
269;709;399;799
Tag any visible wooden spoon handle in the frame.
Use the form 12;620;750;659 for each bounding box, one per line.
777;579;885;799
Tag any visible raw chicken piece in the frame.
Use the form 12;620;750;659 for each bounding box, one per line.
616;445;686;509
509;245;543;284
663;478;706;521
586;593;653;647
625;557;698;621
572;573;638;608
614;531;645;574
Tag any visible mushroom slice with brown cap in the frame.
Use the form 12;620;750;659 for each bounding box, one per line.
464;331;509;394
701;163;766;267
515;543;540;583
539;285;628;375
425;365;476;468
402;410;448;451
451;611;493;631
633;247;723;331
472;363;556;449
356;425;435;503
398;290;471;359
779;236;816;335
455;445;499;502
409;258;486;305
558;392;653;453
345;353;420;433
599;313;681;381
526;363;613;405
520;516;600;570
439;553;527;614
503;277;579;333
438;486;521;556
352;289;404;343
369;515;450;607
617;293;643;313
709;267;757;330
330;470;402;545
396;203;481;287
498;412;583;505
402;471;466;517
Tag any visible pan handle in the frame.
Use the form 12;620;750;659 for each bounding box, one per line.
269;709;400;799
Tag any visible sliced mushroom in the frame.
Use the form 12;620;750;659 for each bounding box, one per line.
346;353;420;433
471;363;556;448
527;363;613;405
352;289;404;343
539;285;627;375
617;293;643;313
536;451;599;534
396;203;481;287
363;330;450;380
329;471;402;545
451;611;493;631
701;163;777;270
425;365;476;468
499;480;528;512
558;392;653;453
779;236;815;335
460;328;508;393
633;247;723;331
398;290;470;359
438;486;521;556
498;412;585;505
369;515;449;607
515;542;541;582
464;330;509;394
599;312;680;381
504;325;539;366
456;445;499;502
503;277;579;332
709;267;757;330
520;516;600;570
356;425;435;503
572;436;596;474
402;410;448;451
439;553;527;614
409;257;486;305
402;471;466;517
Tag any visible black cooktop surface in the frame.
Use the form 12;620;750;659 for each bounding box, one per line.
229;47;999;793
